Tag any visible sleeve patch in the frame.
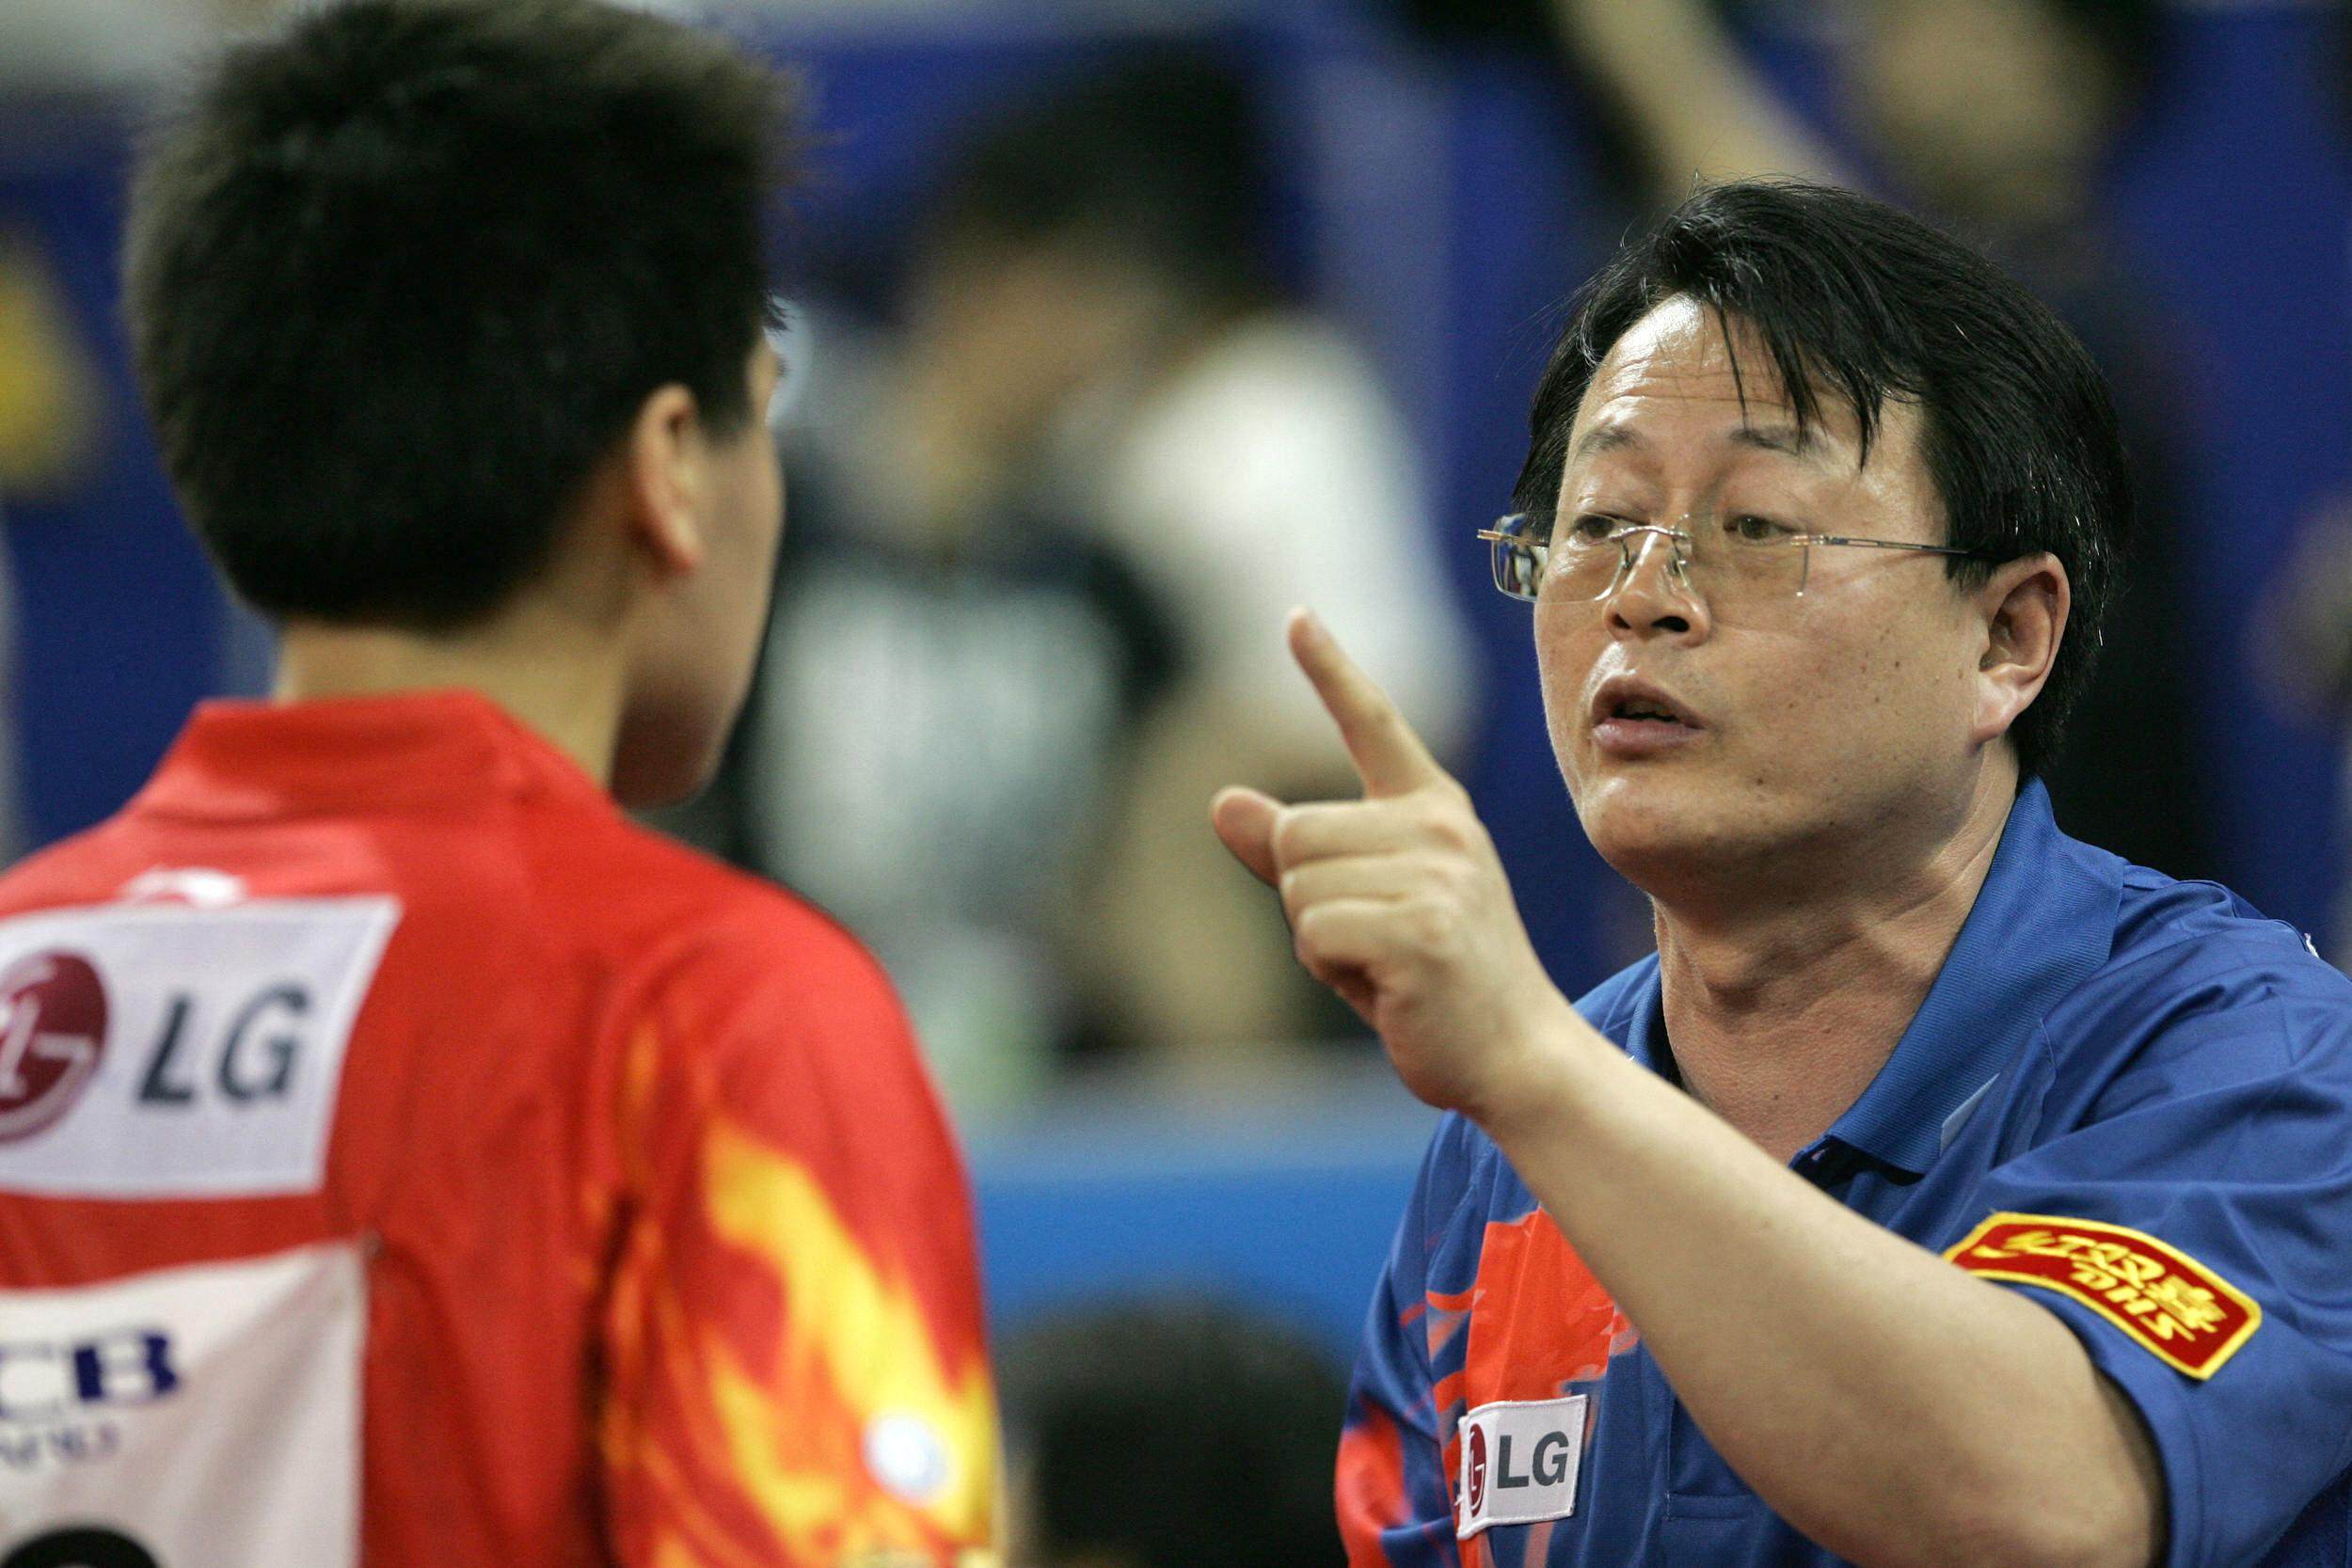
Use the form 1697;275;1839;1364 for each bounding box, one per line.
1945;1212;2261;1379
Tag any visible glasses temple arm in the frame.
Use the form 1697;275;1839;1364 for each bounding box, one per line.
1804;536;1993;559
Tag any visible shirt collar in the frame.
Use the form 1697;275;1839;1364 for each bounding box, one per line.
132;689;612;821
1604;780;2122;1176
1830;780;2121;1173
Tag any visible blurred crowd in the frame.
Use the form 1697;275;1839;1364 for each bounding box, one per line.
648;52;1471;1115
8;0;2352;1139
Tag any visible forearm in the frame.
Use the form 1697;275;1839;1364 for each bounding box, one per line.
1086;698;1343;1052
1549;0;1845;198
1479;1014;2161;1568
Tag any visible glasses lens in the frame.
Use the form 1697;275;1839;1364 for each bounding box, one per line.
1688;523;1808;602
1551;530;1629;601
1488;515;1818;608
1487;514;1544;600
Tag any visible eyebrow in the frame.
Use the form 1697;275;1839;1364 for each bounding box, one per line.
1728;421;1820;458
1569;424;1639;464
1567;419;1826;466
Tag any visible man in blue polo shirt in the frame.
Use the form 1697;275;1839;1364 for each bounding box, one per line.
1213;179;2352;1566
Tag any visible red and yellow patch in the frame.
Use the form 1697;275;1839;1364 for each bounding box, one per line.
1945;1212;2261;1379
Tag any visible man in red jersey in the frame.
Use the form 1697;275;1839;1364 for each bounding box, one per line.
0;4;999;1564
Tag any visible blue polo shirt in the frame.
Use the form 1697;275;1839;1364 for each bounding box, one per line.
1336;782;2352;1566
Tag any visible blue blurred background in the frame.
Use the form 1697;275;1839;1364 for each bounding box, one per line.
4;0;2351;1386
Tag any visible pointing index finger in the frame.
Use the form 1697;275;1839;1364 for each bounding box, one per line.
1289;608;1446;799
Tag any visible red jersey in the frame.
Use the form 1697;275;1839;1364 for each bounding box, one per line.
0;690;1000;1568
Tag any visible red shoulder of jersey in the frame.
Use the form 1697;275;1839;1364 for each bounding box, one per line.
568;827;1002;1568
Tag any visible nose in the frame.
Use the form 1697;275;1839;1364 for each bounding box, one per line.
1605;531;1708;641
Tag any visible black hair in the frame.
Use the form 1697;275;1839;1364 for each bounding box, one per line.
1515;180;2131;778
926;48;1274;317
124;0;792;630
1000;1297;1345;1568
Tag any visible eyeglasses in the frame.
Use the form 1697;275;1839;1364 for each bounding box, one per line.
1477;512;1994;604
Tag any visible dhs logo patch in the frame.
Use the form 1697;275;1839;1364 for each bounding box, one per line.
1454;1394;1588;1540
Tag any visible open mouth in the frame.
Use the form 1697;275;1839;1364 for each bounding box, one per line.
1588;678;1704;749
1608;699;1687;726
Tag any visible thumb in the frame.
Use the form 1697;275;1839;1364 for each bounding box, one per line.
1210;785;1283;888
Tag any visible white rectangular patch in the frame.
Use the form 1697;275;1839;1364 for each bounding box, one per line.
1456;1394;1588;1539
0;1241;364;1567
0;900;399;1197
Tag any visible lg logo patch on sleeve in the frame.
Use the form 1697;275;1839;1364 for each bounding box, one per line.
0;901;397;1198
1454;1395;1588;1540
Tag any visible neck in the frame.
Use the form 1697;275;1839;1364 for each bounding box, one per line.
273;601;628;787
1649;768;2018;1162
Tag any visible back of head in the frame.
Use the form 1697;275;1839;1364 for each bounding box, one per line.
125;0;790;632
1515;179;2132;779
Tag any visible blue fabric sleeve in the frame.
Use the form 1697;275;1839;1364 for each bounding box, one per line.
1963;981;2352;1568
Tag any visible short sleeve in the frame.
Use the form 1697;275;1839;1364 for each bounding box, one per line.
1954;981;2352;1568
1340;1117;1471;1568
597;912;1001;1567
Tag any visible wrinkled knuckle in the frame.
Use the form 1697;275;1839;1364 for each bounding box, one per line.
1292;905;1327;956
1425;804;1472;853
1405;900;1453;952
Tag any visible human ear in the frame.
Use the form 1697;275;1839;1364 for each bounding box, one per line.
1971;551;2070;748
621;383;707;577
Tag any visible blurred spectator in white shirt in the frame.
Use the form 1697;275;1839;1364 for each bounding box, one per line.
679;52;1471;1115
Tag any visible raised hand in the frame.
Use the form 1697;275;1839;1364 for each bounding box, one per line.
1211;610;1571;1120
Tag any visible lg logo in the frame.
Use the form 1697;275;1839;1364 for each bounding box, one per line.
1463;1420;1573;1501
0;952;317;1146
0;955;107;1142
1456;1394;1588;1537
135;985;312;1106
1489;1429;1576;1491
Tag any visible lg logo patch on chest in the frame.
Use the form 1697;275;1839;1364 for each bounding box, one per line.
1455;1394;1588;1539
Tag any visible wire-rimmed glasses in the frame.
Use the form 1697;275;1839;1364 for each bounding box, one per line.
1477;512;1994;604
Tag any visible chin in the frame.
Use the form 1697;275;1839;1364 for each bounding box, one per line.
611;752;719;812
1573;769;1774;889
611;704;728;812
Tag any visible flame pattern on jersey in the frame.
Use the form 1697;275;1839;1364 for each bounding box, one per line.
599;1022;1002;1568
702;1118;997;1553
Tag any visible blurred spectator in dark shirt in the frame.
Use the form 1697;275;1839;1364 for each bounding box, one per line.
1408;0;2215;881
675;54;1470;1117
999;1297;1346;1568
